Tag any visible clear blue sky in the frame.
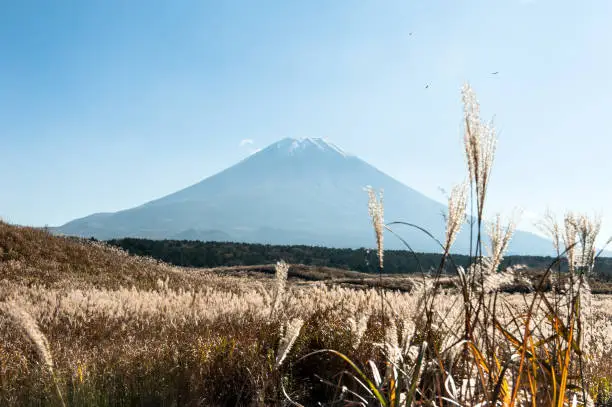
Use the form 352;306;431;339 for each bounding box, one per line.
2;0;612;242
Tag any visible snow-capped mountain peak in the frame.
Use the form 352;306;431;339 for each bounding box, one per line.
54;137;555;255
272;137;351;157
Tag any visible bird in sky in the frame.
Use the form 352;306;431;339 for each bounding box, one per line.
491;71;499;75
425;84;429;89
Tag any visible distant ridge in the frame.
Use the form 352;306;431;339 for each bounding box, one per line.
54;137;555;255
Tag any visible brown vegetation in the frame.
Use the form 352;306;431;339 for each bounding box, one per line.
0;220;430;405
2;218;612;406
2;83;612;406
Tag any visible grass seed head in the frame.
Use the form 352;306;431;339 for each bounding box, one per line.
462;83;497;220
445;181;468;252
275;317;304;368
0;301;54;371
366;186;385;270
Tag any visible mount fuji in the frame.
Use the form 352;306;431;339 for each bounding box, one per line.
54;137;554;255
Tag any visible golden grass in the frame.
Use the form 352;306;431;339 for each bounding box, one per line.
0;220;422;405
2;83;611;406
1;221;612;405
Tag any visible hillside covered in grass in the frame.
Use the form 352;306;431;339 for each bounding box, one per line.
0;221;210;290
3;218;612;406
0;220;430;405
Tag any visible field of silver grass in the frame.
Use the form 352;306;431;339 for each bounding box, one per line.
1;83;612;406
2;263;612;405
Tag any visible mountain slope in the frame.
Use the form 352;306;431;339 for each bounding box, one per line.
55;137;555;255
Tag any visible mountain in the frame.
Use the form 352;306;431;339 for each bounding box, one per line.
54;137;555;255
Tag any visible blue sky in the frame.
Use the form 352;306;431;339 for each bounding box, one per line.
2;0;612;243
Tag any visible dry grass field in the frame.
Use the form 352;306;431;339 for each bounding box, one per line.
2;84;611;406
1;220;612;406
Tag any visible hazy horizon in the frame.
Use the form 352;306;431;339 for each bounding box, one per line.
2;1;612;245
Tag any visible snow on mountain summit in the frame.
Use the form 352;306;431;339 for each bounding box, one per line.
271;137;351;157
